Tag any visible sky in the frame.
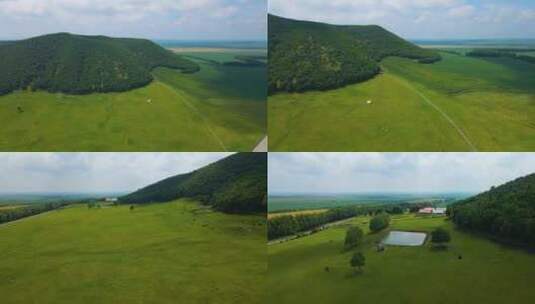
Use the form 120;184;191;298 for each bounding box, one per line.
0;0;266;40
269;0;535;39
269;153;535;194
0;153;231;193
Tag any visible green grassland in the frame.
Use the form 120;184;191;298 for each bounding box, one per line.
267;214;535;303
0;51;265;151
0;200;266;304
269;52;535;151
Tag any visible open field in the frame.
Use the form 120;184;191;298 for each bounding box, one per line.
0;204;26;211
171;47;266;54
0;199;266;304
0;51;265;151
268;209;328;219
268;193;466;212
267;214;535;303
269;52;535;151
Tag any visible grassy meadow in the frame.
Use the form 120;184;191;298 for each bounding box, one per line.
0;200;266;304
269;52;535;151
0;51;266;151
267;214;535;303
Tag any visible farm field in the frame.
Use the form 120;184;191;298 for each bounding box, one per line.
0;199;266;304
269;52;535;151
0;51;266;152
0;204;26;211
268;193;466;212
267;209;328;219
267;214;535;303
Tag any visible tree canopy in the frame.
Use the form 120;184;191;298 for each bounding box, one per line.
0;202;68;224
268;14;440;94
267;202;424;240
431;227;451;244
369;213;391;232
466;49;535;64
0;33;199;95
350;252;366;272
120;153;267;214
344;226;364;250
449;173;535;247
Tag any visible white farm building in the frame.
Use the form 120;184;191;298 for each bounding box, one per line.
418;207;446;215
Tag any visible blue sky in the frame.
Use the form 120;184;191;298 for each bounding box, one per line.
0;0;266;40
269;0;535;39
269;153;535;194
0;153;231;193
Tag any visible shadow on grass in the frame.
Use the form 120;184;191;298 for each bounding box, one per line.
345;269;365;278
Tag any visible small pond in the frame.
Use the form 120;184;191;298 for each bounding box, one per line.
382;231;426;246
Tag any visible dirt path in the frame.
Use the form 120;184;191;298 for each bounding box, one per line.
156;81;228;151
391;74;478;152
253;136;267;152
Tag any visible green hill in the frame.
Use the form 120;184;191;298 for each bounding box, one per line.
449;173;535;247
268;14;440;94
120;153;267;213
0;33;199;95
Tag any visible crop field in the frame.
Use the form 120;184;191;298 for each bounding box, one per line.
268;193;463;212
0;200;266;304
0;204;26;211
0;51;266;151
269;52;535;151
267;214;535;303
267;209;328;219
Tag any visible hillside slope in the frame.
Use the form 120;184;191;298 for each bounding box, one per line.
268;14;440;94
449;173;535;246
0;33;199;95
120;153;267;213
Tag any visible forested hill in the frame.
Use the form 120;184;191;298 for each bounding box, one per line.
268;14;440;94
449;173;535;247
120;153;267;214
0;33;199;95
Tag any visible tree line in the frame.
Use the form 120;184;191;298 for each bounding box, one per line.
466;50;535;64
0;202;69;224
268;202;430;240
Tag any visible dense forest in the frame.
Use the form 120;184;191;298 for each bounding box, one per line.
268;14;440;94
449;173;535;247
466;49;535;64
120;153;267;214
0;33;199;95
268;202;430;240
0;202;69;224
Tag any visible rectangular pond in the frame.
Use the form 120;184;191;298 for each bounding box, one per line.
382;231;427;246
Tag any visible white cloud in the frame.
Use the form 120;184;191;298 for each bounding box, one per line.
269;0;535;39
448;4;475;17
0;0;266;39
0;153;232;193
269;153;535;194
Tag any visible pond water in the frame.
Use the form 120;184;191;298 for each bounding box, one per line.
382;231;427;246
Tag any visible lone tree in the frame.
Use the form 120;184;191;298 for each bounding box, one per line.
350;252;366;273
369;213;391;232
130;205;135;211
431;227;451;248
344;226;364;250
